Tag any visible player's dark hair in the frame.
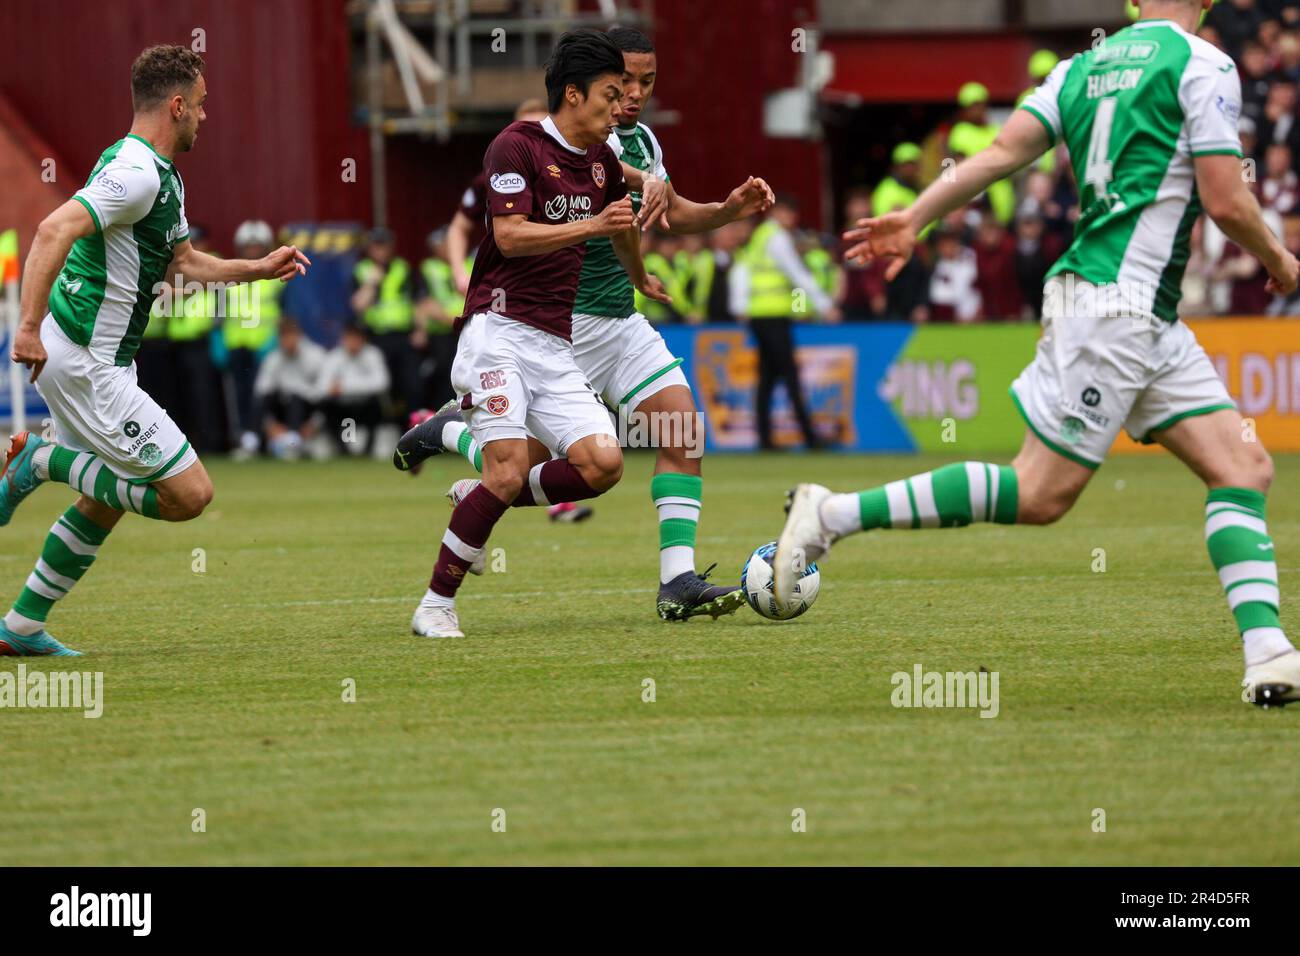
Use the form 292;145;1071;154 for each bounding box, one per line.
131;45;205;113
606;26;655;54
544;29;626;114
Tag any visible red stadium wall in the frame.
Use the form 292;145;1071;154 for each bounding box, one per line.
0;0;369;254
0;0;825;257
651;0;825;229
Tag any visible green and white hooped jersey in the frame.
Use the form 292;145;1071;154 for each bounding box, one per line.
1021;19;1242;323
571;122;669;319
50;135;189;366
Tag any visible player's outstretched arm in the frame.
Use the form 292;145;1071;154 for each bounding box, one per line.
1197;154;1300;295
662;176;775;235
844;109;1050;278
12;199;97;381
168;239;311;286
493;198;637;258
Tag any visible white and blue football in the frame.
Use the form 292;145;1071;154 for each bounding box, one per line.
741;541;820;621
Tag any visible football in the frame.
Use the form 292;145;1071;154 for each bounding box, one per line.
741;541;820;621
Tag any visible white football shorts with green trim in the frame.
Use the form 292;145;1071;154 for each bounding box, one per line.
36;317;197;483
1010;275;1234;469
571;311;688;410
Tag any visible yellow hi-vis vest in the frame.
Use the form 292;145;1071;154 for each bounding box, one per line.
222;278;282;351
804;247;837;298
636;251;682;322
744;220;795;318
157;286;214;342
419;257;465;332
355;257;414;333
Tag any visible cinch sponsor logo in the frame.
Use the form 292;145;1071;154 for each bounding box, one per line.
890;664;1000;718
0;663;103;718
490;172;527;195
50;886;150;935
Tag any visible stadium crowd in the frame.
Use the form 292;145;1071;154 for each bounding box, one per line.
138;1;1299;458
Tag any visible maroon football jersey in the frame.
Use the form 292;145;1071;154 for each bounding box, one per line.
460;118;628;340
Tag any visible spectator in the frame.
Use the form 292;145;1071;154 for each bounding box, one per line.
163;224;223;453
1277;30;1300;82
702;219;748;322
1264;0;1300;28
928;225;981;323
255;317;326;460
1261;143;1299;213
676;233;713;323
415;227;462;410
1240;41;1276;126
1020;171;1066;236
222;219;283;460
949;82;1015;224
871;143;922;218
351;226;424;421
1013;212;1061;320
1209;0;1266;60
973;215;1022;320
317;324;390;455
637;231;685;322
741;195;834;449
1257;81;1300;157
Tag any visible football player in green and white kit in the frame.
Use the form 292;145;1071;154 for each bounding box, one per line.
776;0;1300;706
0;45;309;656
397;26;777;622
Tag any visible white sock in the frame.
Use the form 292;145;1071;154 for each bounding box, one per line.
820;493;861;538
660;546;693;584
443;420;467;454
4;608;44;636
1243;626;1295;668
420;587;454;610
31;444;53;481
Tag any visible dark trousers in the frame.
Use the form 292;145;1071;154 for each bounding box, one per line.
261;391;317;432
373;330;424;421
135;339;176;413
749;317;818;449
422;330;457;409
172;338;224;453
322;395;384;454
226;347;262;437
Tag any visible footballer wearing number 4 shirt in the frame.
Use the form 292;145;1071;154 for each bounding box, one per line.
410;29;672;639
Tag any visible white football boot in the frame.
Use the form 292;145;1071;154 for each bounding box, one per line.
444;478;486;575
412;593;465;638
774;484;836;607
1244;649;1300;707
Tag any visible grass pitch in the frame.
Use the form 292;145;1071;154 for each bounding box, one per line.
0;450;1296;866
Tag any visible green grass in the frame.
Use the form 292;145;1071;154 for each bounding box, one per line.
0;450;1296;866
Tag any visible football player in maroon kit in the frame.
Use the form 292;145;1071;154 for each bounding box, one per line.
411;29;672;638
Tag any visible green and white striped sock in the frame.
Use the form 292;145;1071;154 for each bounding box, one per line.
4;506;111;635
37;445;161;518
444;421;483;472
651;472;701;583
821;462;1019;536
1205;487;1294;667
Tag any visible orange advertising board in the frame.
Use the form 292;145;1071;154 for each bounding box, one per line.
1112;319;1300;454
